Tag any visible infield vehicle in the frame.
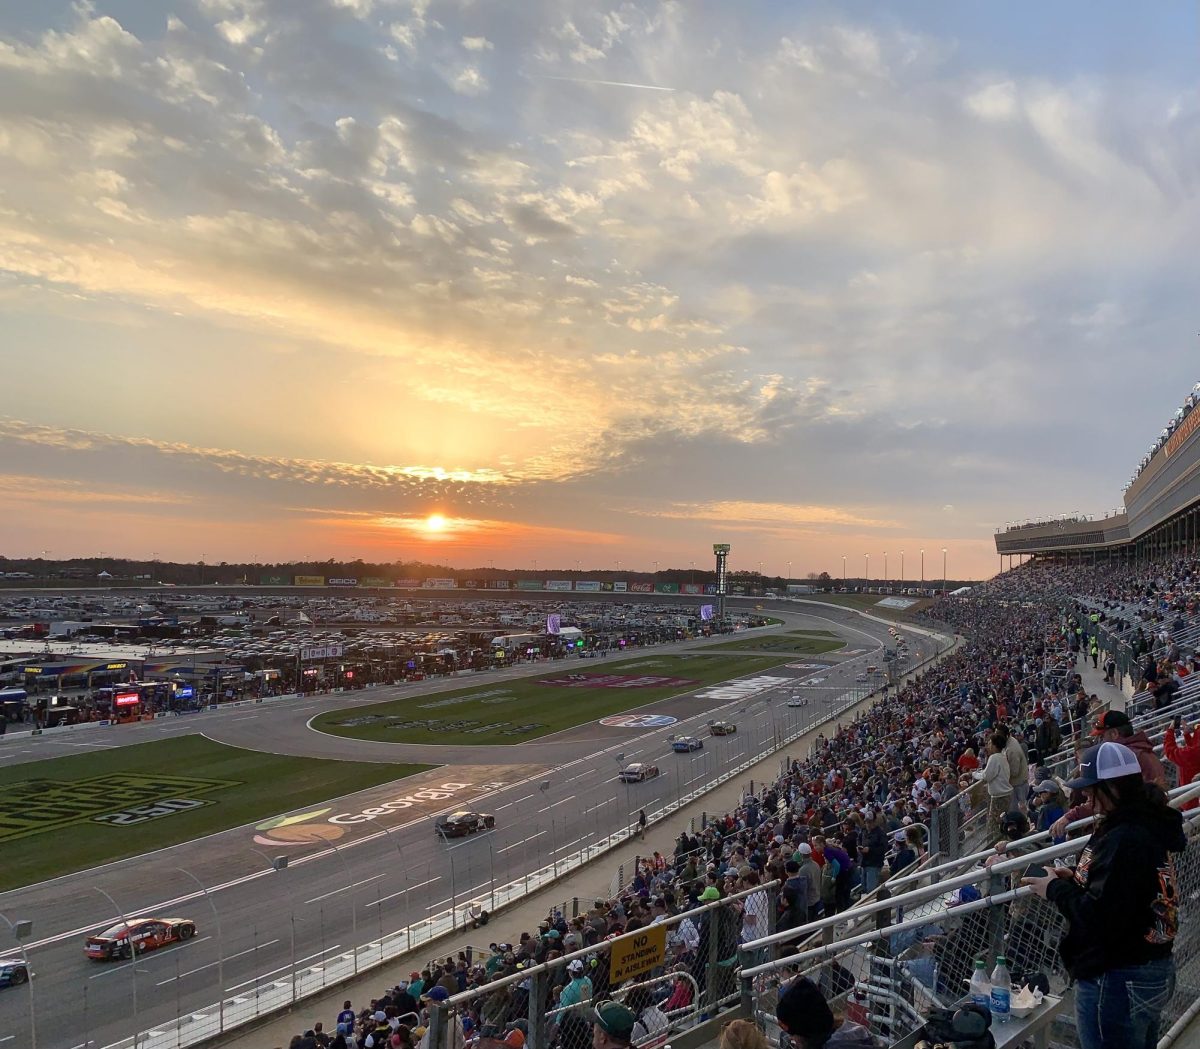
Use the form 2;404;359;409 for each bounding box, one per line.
84;917;197;961
0;958;29;987
671;736;703;752
619;762;660;782
709;721;737;736
435;810;496;838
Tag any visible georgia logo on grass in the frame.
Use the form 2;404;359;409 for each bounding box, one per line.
253;808;345;847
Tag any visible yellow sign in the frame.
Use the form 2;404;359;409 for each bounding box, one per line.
294;575;326;587
106;662;127;671
609;924;666;983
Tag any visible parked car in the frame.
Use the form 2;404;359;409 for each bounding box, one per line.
435;811;496;838
619;763;660;783
709;721;737;736
85;917;197;961
671;736;703;752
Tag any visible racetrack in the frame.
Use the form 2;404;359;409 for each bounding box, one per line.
0;601;938;1049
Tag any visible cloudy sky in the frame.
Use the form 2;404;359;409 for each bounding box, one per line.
1;1;1197;578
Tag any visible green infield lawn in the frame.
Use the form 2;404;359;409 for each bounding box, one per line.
700;633;845;655
0;737;430;890
314;652;789;745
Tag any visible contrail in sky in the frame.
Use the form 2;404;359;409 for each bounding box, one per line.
532;74;675;92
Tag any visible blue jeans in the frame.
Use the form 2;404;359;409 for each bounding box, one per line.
860;865;881;894
1074;956;1175;1049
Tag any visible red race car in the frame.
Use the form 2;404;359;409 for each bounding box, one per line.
85;917;197;961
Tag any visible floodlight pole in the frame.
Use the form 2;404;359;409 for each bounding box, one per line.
94;888;139;1047
175;868;224;1031
0;913;35;1049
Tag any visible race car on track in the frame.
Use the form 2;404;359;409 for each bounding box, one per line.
619;763;660;783
786;695;808;708
435;810;496;838
709;721;736;736
671;736;703;752
0;958;29;987
84;917;197;961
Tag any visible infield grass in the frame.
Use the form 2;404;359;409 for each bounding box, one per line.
0;736;430;890
699;633;845;655
314;652;789;745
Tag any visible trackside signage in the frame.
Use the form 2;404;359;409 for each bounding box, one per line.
609;925;666;982
329;782;474;824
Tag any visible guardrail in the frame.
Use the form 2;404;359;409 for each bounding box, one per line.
96;628;956;1048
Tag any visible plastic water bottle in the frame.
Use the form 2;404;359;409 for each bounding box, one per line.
990;956;1012;1024
969;958;991;1013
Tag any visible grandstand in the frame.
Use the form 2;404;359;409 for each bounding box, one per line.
997;381;1200;565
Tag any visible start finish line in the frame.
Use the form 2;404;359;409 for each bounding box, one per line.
693;675;792;702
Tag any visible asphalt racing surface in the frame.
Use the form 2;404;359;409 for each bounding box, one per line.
0;602;936;1049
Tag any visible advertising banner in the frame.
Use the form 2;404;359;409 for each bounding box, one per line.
613;581;627;592
546;613;562;634
655;582;681;594
423;578;458;588
259;574;289;586
517;580;542;591
680;583;703;595
704;584;718;594
601;581;614;592
301;644;345;661
361;577;389;587
700;604;715;621
395;578;421;588
462;579;479;590
575;581;602;592
547;580;573;592
328;577;358;587
490;579;510;589
731;584;747;594
629;582;654;593
294;575;325;587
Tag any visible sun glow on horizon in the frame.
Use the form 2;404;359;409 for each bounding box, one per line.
425;513;448;533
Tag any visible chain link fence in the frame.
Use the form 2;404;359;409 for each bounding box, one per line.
426;881;778;1049
738;785;1200;1049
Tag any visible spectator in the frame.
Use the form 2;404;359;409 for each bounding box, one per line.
776;975;875;1048
719;1018;769;1049
1031;780;1066;842
1024;742;1187;1049
626;983;670;1046
591;1001;638;1049
977;732;1013;842
1164;717;1200;810
1091;710;1167;789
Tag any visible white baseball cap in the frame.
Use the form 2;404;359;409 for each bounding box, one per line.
1066;742;1142;790
568;959;585;973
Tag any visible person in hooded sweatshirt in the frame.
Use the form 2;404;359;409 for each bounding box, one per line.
1024;741;1186;1049
1051;710;1168;836
775;975;875;1048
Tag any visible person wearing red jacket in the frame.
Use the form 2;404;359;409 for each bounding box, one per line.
1164;716;1200;811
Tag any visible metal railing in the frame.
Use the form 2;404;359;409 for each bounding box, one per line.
426;881;780;1049
738;782;1200;1049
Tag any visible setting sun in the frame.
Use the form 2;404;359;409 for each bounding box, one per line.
425;513;448;533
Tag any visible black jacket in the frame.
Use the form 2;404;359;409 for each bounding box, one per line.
1046;801;1187;979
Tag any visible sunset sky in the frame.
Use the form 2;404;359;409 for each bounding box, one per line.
2;1;1197;579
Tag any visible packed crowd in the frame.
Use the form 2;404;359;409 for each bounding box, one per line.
274;557;1200;1049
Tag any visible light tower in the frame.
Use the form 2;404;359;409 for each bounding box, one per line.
713;544;730;622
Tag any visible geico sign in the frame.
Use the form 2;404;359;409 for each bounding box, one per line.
329;782;473;825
